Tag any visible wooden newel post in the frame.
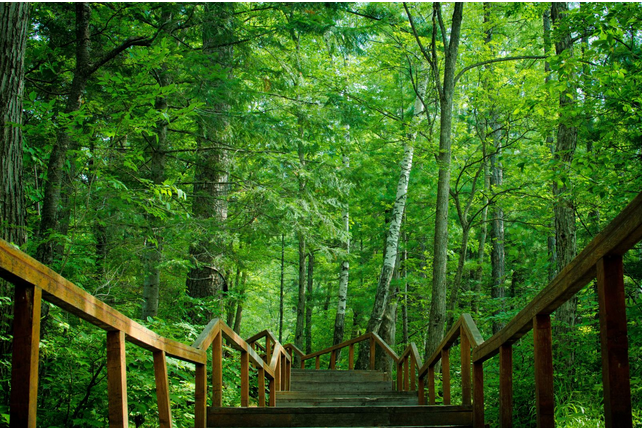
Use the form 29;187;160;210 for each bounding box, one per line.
349;344;355;370
533;314;554;428
473;361;484;428
241;351;249;407
194;363;207;427
315;356;320;369
396;361;403;391
418;375;426;405
442;349;451;405
428;366;436;405
268;376;276;407
153;351;173;428
403;357;409;391
258;368;266;407
107;331;128;428
369;338;376;370
10;284;42;428
597;255;632;427
460;328;471;406
212;331;223;407
410;357;416;391
330;350;337;370
499;344;513;428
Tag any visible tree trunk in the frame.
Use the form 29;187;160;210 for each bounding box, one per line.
472;152;489;313
186;3;233;302
425;2;464;360
551;2;578;366
446;225;470;330
294;232;306;365
333;154;350;360
305;251;314;354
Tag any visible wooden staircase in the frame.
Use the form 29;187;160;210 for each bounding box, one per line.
208;368;473;427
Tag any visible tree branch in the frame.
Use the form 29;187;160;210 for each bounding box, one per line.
454;55;546;85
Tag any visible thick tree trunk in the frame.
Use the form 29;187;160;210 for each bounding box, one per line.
305;251;314;354
425;3;464;360
0;2;28;246
333;154;350;360
472;154;489;313
489;133;505;334
376;263;399;374
446;226;470;330
186;3;233;302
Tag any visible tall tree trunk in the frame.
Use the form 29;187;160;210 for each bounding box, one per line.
551;1;578;362
425;2;464;360
305;251;314;354
186;3;233;304
446;226;470;330
0;1;29;400
294;232;306;365
279;234;285;343
233;271;246;334
376;259;399;374
472;151;489;313
333;154;350;360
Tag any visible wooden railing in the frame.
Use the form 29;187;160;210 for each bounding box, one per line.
0;239;291;428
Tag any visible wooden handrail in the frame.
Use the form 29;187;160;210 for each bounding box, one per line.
1;238;292;428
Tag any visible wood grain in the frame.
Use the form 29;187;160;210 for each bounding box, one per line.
597;255;632;427
212;332;223;407
473;362;484;428
107;331;128;428
258;368;266;407
499;344;512;428
460;327;471;406
533;314;554;428
194;363;207;427
153;351;173;428
241;351;249;406
442;349;450;405
428;366;435;405
349;344;354;370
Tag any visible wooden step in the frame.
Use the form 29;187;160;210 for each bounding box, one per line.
276;396;418;407
290;380;393;392
290;369;389;382
208;405;473;427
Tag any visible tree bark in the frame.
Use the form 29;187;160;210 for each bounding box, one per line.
333;154;350;360
425;2;464;360
186;3;233;302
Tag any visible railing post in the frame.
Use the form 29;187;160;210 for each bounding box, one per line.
396;361;403;391
403;357;409;391
241;351;249;407
418;375;426;405
349;344;355;370
275;354;281;392
153;351;173;428
266;337;272;363
301;358;306;369
268;376;276;407
428;366;435;405
533;314;554;428
442;349;450;405
330;350;337;370
597;255;632;427
499;344;513;427
212;331;223;407
461;328;471;406
410;357;416;391
315;356;320;369
258;368;266;407
9;283;41;428
369;337;376;370
285;356;291;391
194;363;207;427
473;361;484;428
107;330;128;428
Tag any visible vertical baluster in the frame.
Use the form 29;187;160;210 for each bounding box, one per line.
533;314;554;428
369;338;376;370
153;351;173;428
403;357;409;391
349;344;355;370
10;284;41;428
285;357;291;391
268;376;276;407
410;356;416;391
461;328;471;406
301;358;306;369
428;366;436;405
442;349;451;405
397;361;403;391
107;331;128;428
241;351;249;407
473;361;484;428
212;331;223;407
330;350;337;370
275;355;281;392
597;255;632;428
258;367;266;407
266;337;272;363
194;363;207;427
499;344;513;427
418;375;426;405
315;356;320;369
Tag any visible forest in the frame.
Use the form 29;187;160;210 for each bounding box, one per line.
1;2;642;427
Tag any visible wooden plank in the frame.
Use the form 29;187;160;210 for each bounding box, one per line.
369;337;376;370
428;366;435;405
268;376;276;407
107;331;128;428
403;357;409;391
473;361;484;428
330;350;336;369
418;376;426;405
258;368;266;407
473;192;642;364
266;337;272;364
212;332;223;407
533;314;554;428
275;355;281;392
372;333;400;361
192;319;220;350
442;349;450;405
194;363;207;428
421;319;461;374
499;344;513;428
410;356;416;391
9;283;41;428
285;357;291;391
153;351;173;428
298;333;371;361
315;356;320;369
597;255;632;427
0;239;205;364
410;343;423;370
461;314;484;348
241;351;249;407
461;327;471;406
396;362;403;391
349;344;354;370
